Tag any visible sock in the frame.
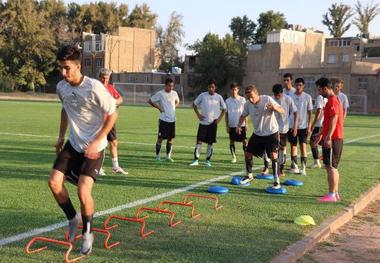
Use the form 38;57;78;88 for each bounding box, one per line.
301;156;307;169
156;143;161;157
194;144;202;160
263;152;270;170
58;199;77;221
166;142;172;158
245;158;253;174
291;155;298;167
311;147;319;160
82;214;93;235
272;159;279;182
206;144;213;161
242;144;247;152
111;157;119;169
328;192;335;197
278;150;284;165
283;153;287;165
229;144;236;158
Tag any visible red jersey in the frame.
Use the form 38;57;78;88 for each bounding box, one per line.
322;95;344;140
105;83;121;99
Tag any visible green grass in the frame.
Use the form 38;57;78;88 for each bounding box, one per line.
0;100;379;263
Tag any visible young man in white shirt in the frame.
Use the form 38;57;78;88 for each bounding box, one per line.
334;79;349;120
283;73;296;96
288;78;313;175
49;45;117;255
190;80;226;167
148;78;180;162
237;85;284;189
225;83;248;163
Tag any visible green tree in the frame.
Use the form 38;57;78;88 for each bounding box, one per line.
127;3;157;29
322;3;353;37
229;15;256;54
255;10;287;44
353;0;380;36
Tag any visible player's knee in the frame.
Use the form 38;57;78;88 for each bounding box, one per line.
48;178;61;193
77;186;90;204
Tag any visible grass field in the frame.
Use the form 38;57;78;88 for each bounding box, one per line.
0;100;379;263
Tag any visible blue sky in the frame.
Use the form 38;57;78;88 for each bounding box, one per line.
68;0;380;55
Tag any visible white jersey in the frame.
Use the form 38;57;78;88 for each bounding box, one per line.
290;92;313;129
225;95;246;128
314;95;327;128
57;76;116;153
150;90;179;122
194;92;226;125
242;95;279;136
284;86;296;96
273;94;297;134
337;92;349;110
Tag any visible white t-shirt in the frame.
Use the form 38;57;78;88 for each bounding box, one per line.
337;92;349;110
57;76;116;153
273;94;297;134
225;95;246;128
194;92;227;125
314;95;327;128
241;95;279;136
150;90;179;122
284;86;296;96
289;92;313;129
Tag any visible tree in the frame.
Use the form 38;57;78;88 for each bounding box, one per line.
353;0;380;36
229;15;256;54
322;3;353;37
127;4;157;29
157;11;185;71
255;10;287;44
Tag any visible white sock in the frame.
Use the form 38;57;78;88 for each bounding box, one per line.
112;157;119;169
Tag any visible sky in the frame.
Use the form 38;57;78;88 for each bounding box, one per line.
69;0;380;55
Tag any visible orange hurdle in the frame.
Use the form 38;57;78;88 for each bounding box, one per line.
183;194;223;210
25;236;85;263
64;227;120;249
157;200;201;219
103;215;154;238
135;207;182;227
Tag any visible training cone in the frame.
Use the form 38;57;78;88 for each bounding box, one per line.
294;215;316;226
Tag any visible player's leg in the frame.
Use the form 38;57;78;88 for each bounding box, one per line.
190;124;204;166
205;123;217;166
268;133;280;189
279;133;287;176
310;127;322;168
289;130;300;173
156;137;163;161
299;129;308;175
165;121;175;162
240;134;260;184
109;138;128;175
262;151;270;175
229;139;237;163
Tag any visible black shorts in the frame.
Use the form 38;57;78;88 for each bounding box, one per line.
246;132;279;158
323;139;343;169
279;133;287;148
310;127;322;145
288;128;308;145
197;123;217;144
53;141;104;185
158;120;175;139
229;127;247;142
107;126;117;141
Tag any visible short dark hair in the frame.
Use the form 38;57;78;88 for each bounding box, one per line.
272;84;283;94
230;82;239;89
245;85;258;94
165;78;174;85
208;79;217;86
283;73;293;80
315;77;331;89
57;45;81;62
295;78;304;84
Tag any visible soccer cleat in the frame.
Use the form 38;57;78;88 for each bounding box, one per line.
166;157;174;162
300;168;307;176
289;164;300;174
272;181;281;190
68;213;81;242
189;160;199;166
98;168;106;176
80;232;94;256
312;160;321;169
231;157;237;163
240;173;253;184
318;194;338;203
205;160;212;167
112;167;128;175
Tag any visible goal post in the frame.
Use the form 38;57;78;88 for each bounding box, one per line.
346;94;367;114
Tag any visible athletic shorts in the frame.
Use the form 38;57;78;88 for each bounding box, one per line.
107;126;117;141
53;141;104;185
288;128;308;145
322;139;343;169
279;133;287;148
229;127;247;142
197;123;217;144
310;127;322;145
246;132;279;158
158;120;175;139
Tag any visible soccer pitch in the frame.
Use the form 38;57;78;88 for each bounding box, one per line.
0;100;379;262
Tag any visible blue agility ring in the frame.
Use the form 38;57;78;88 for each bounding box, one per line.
208;185;229;194
265;186;287;194
283;179;304;186
231;176;251;187
255;174;274;180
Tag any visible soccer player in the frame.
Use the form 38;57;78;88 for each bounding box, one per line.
237;85;284;189
48;45;117;255
283;73;296;96
225;83;248;163
288;78;313;175
313;78;344;202
190;80;226;167
334;80;349;120
310;85;327;169
148;78;180;162
98;68;128;175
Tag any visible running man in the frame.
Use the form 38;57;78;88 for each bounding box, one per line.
48;45;117;255
98;68;128;175
225;83;248;163
288;78;313;175
148;78;180;162
238;85;284;189
313;78;344;202
334;79;349;120
190;80;226;167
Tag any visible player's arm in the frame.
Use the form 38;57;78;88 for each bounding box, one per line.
324;113;338;148
268;103;284;114
236;113;248;134
311;108;322;130
115;96;123;106
291;111;298;137
148;99;163;112
193;102;204;121
215;108;225;124
307;110;312;134
175;96;180;107
343;108;347;120
225;111;230;133
55;108;68;155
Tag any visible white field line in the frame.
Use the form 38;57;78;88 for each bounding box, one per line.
0;132;379;247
